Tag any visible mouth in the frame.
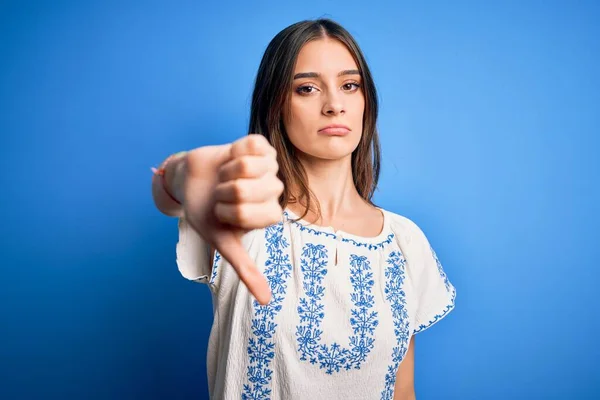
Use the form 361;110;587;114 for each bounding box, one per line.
318;124;351;136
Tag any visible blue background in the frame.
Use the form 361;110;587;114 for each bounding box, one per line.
1;0;599;399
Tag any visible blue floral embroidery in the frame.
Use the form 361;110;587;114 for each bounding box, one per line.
285;213;337;239
413;296;456;333
208;251;221;285
242;222;293;400
341;234;395;250
284;211;395;250
431;246;451;291
380;251;411;400
413;292;456;334
296;243;379;374
413;247;456;334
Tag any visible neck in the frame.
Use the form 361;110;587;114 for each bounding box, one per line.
288;154;366;225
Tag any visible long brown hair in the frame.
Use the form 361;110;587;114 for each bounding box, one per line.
248;19;381;219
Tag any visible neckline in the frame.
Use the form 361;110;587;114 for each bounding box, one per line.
283;207;392;244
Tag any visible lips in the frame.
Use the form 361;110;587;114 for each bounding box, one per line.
318;124;351;136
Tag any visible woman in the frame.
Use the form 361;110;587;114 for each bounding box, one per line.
152;18;456;400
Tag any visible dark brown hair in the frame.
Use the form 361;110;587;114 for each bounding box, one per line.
248;19;381;219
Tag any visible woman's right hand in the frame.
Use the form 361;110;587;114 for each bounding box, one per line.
182;135;283;305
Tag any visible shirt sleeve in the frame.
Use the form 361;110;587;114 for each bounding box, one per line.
407;219;457;334
175;217;213;284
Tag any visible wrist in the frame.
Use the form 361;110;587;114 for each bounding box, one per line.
164;152;188;205
152;151;188;210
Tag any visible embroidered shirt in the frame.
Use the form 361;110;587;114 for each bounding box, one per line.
175;208;456;400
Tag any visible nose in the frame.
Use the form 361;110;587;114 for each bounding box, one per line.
322;91;345;116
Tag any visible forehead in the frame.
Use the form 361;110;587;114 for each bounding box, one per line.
294;38;358;73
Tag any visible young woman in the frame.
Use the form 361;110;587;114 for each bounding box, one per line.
152;18;456;400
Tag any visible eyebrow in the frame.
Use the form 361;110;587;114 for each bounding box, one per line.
293;69;360;80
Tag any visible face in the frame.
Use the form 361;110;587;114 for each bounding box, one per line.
283;38;365;162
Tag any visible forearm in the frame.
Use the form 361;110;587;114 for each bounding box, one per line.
152;152;188;217
393;387;416;400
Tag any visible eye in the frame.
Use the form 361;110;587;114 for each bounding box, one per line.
296;85;318;95
342;82;361;92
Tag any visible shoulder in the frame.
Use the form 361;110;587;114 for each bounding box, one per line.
381;208;444;278
382;208;430;249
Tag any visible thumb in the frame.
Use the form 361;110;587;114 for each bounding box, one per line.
213;231;272;305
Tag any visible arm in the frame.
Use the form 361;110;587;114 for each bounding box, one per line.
151;152;188;217
151;151;217;263
394;336;416;400
149;137;279;304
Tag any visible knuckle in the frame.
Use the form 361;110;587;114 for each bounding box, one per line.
217;164;229;182
230;139;242;156
255;134;268;144
268;157;279;173
234;205;250;225
269;145;278;158
276;178;284;193
213;202;225;220
252;134;270;152
237;157;252;176
269;181;283;198
232;180;247;201
246;135;262;151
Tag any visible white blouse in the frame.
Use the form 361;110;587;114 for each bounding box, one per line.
175;208;456;400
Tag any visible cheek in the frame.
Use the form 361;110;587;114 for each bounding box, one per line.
350;96;365;131
354;94;366;117
286;101;315;136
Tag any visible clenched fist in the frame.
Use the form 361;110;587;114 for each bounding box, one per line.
182;135;283;305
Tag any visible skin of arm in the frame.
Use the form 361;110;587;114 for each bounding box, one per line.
394;336;416;400
151;151;217;264
151;153;188;217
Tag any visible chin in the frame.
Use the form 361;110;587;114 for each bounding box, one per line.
291;132;361;162
303;143;357;161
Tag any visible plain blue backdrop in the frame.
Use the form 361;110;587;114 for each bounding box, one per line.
1;0;599;399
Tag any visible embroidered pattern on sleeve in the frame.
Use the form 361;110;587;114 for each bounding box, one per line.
431;246;451;292
208;251;221;285
413;246;456;334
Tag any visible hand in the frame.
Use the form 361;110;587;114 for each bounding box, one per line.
182;135;283;305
